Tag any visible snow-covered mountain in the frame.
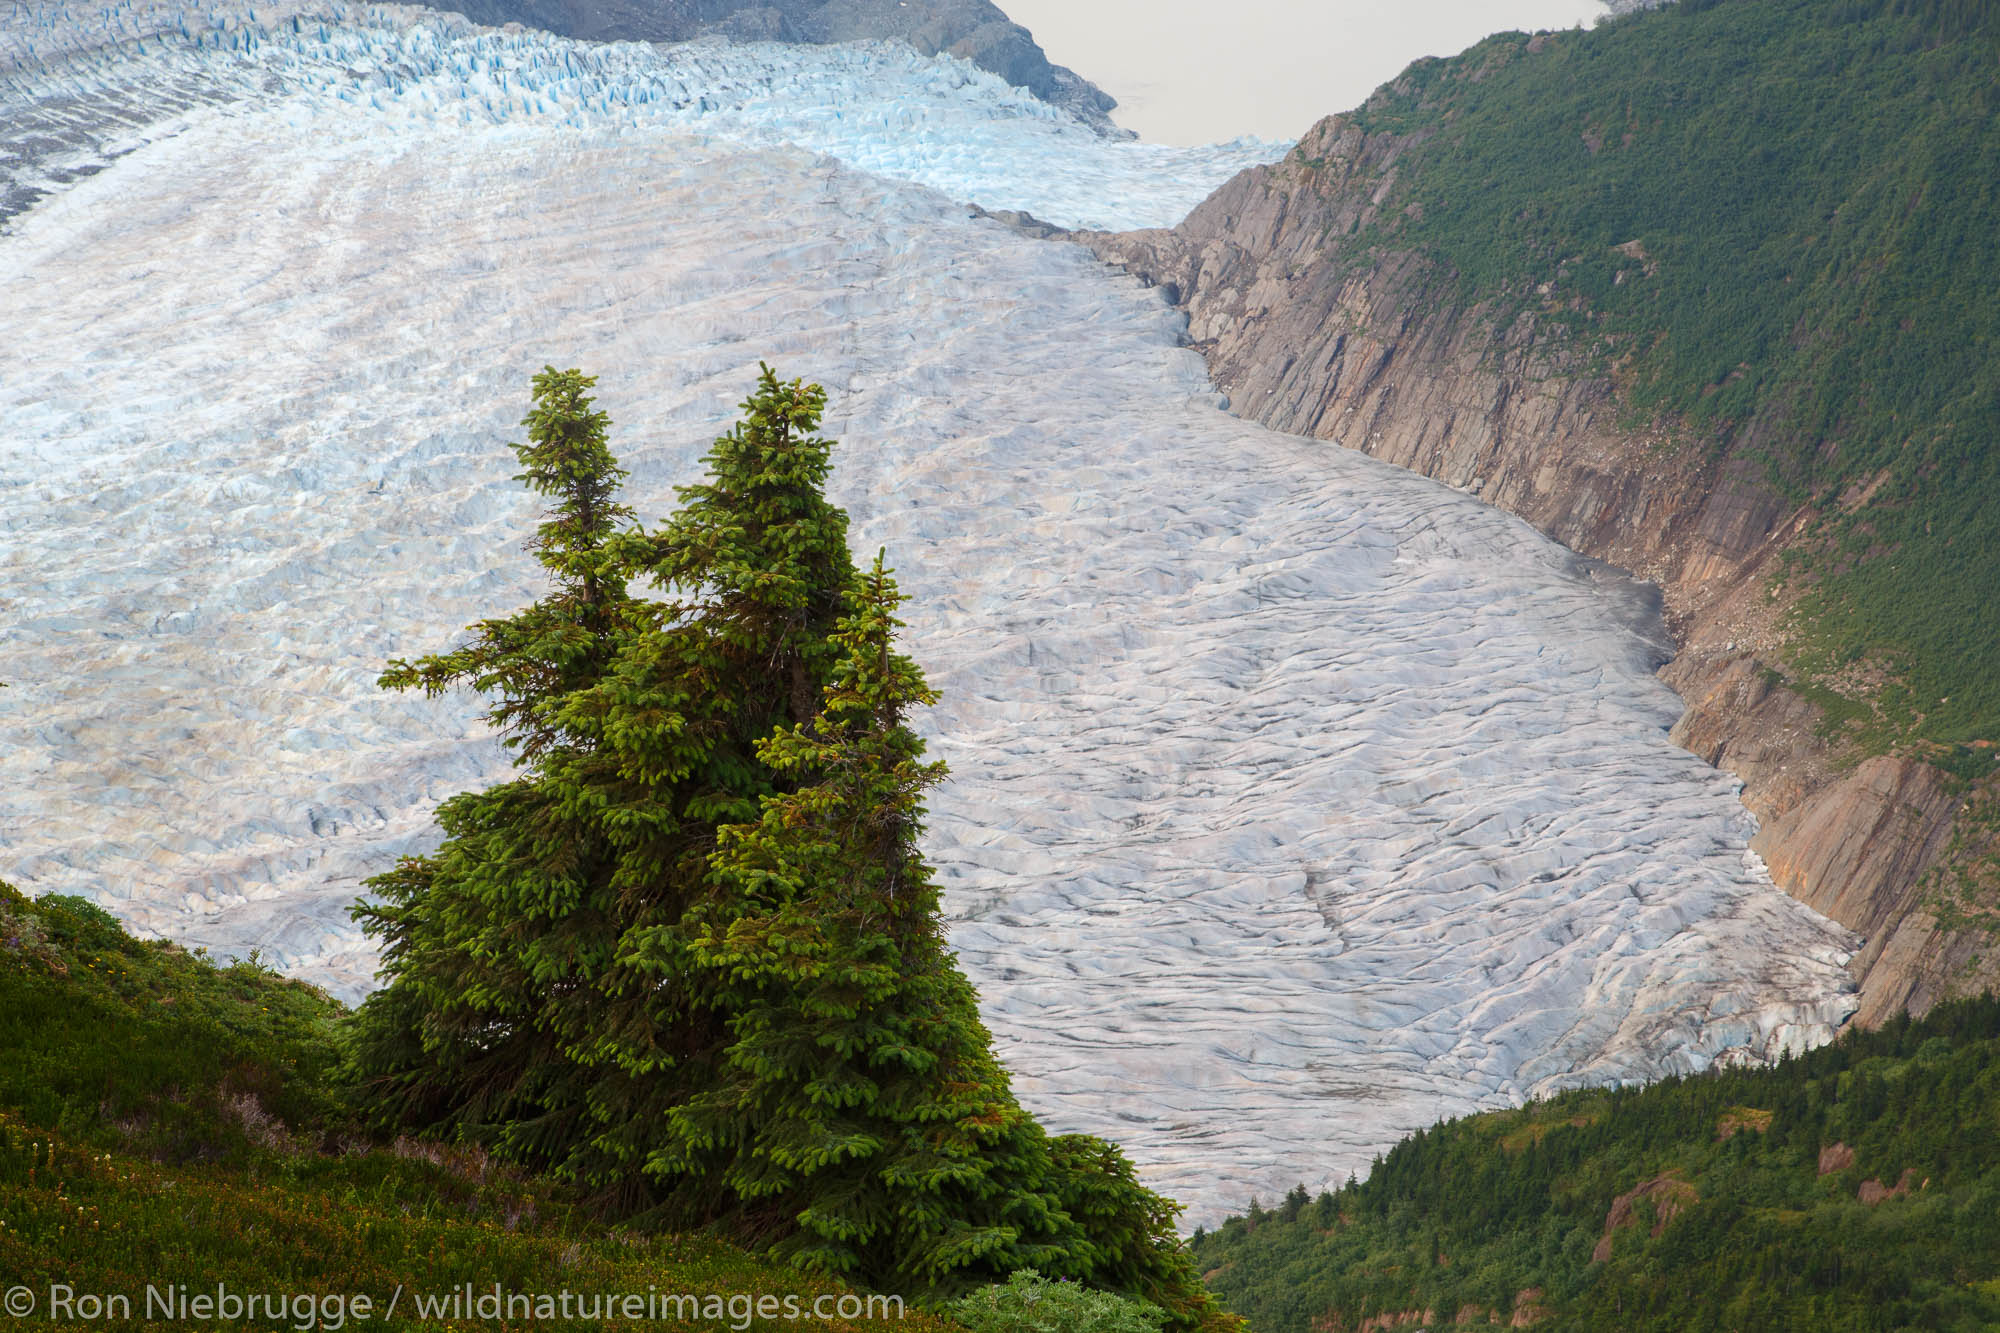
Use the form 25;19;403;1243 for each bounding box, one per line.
0;0;1855;1224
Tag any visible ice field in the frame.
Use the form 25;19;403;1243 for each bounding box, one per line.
0;2;1858;1222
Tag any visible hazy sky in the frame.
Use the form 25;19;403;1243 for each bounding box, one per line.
999;0;1608;145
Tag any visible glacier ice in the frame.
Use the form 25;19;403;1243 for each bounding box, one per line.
0;3;1856;1224
0;0;1282;231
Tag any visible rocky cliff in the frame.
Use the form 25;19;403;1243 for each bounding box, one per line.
1077;111;2000;1023
403;0;1120;129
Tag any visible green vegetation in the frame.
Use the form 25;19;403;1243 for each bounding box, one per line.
0;880;958;1332
1924;780;2000;940
1189;995;2000;1331
344;368;1228;1327
1331;0;2000;754
939;1270;1170;1333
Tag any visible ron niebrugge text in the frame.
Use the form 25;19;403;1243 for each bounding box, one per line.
4;1282;907;1328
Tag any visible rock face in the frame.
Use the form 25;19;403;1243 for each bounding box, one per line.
402;0;1122;128
1077;112;2000;1022
1593;1173;1697;1263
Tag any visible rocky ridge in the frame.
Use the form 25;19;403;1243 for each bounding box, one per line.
401;0;1121;129
1075;112;2000;1024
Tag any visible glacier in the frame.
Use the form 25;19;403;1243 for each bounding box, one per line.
0;1;1858;1225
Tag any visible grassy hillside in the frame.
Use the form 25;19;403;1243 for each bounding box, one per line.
1188;994;2000;1331
1333;0;2000;762
0;880;961;1331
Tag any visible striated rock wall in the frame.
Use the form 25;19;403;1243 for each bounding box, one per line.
1077;112;1999;1021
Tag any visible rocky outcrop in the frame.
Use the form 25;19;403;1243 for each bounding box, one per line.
1508;1289;1549;1328
1593;1174;1697;1263
1857;1168;1919;1206
402;0;1121;129
1074;111;2000;1021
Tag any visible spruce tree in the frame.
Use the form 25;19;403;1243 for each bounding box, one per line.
348;365;860;1197
345;366;645;1157
345;366;1233;1330
653;555;1226;1324
666;554;1083;1283
554;365;861;1204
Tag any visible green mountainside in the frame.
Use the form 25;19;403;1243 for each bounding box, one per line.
1335;0;2000;761
0;882;961;1332
1188;996;2000;1331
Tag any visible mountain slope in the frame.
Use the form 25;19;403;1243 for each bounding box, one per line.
1083;0;2000;1022
1187;994;2000;1332
0;882;960;1332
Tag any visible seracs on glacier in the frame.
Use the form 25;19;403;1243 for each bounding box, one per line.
0;1;1857;1224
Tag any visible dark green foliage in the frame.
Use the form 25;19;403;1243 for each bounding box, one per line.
384;364;638;760
667;556;1087;1284
346;365;860;1201
345;365;663;1187
941;1270;1171;1333
1190;996;2000;1331
573;367;868;1214
1335;0;2000;749
1043;1133;1220;1323
341;369;1230;1328
0;884;967;1333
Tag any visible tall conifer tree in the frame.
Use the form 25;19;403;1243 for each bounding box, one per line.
346;366;643;1155
671;554;1084;1283
349;365;859;1197
345;366;1233;1330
